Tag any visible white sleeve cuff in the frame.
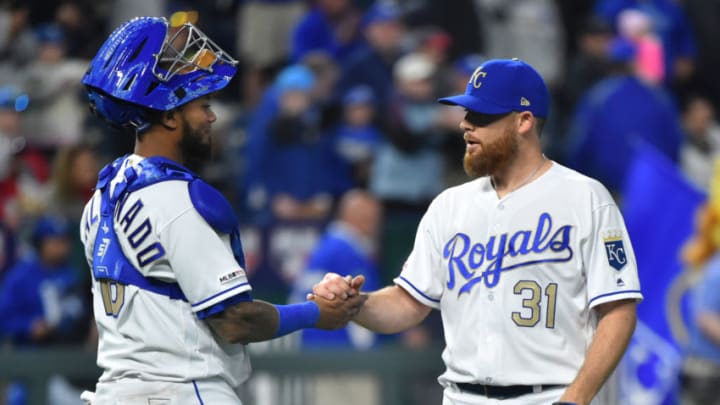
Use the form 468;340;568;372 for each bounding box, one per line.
394;276;442;310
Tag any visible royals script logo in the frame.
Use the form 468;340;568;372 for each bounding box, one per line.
444;213;573;295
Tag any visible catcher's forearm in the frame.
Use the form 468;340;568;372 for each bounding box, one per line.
206;300;279;344
559;299;637;405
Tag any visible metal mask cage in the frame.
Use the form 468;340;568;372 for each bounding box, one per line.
152;23;237;82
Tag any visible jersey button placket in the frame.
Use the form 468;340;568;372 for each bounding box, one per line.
486;196;504;385
492;201;505;231
489;202;504;300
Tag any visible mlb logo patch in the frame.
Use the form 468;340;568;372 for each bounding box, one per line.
603;230;627;270
219;269;244;285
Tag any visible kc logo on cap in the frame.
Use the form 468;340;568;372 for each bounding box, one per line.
438;58;550;118
469;68;487;88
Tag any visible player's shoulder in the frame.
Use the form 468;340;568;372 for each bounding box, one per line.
106;154;197;214
547;162;616;207
430;177;488;209
126;176;194;219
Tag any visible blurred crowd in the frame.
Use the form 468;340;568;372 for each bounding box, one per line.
2;0;720;402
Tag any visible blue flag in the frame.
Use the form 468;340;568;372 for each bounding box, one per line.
618;143;706;404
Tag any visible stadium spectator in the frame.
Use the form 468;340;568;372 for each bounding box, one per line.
244;64;346;224
679;95;720;191
566;37;683;194
370;52;445;211
19;23;87;147
369;52;445;285
289;189;383;349
332;85;383;188
289;0;363;63
617;8;664;85
0;85;50;229
593;0;696;86
0;214;87;346
336;2;405;113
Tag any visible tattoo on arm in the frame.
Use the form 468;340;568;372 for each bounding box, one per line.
206;300;279;344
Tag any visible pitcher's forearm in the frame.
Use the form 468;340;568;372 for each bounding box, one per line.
354;286;431;334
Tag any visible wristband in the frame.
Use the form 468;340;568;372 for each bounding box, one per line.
552;402;577;405
273;301;321;338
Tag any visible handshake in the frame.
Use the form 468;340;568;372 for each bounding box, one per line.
307;273;367;330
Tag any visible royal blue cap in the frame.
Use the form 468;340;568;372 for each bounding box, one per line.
361;3;401;28
343;85;375;106
35;23;65;44
438;58;550;118
32;215;71;242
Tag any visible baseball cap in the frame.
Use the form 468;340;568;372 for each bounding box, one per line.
343;85;375;106
32;215;71;243
275;64;315;93
361;3;401;28
34;23;65;45
438;58;550;118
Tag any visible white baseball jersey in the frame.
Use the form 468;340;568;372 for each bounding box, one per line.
80;154;252;391
395;162;642;397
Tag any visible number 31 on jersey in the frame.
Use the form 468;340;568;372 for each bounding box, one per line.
512;280;558;328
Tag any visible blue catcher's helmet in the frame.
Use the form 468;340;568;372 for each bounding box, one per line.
82;17;238;131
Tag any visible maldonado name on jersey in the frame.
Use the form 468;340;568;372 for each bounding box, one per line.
444;212;573;295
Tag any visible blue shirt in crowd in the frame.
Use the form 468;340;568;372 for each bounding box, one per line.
567;75;683;193
290;8;364;63
0;256;83;346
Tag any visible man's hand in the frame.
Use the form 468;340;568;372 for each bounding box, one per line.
313;293;367;329
309;272;365;300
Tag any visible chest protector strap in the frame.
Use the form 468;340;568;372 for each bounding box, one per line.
92;156;246;301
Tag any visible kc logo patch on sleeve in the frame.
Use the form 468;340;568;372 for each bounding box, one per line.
602;230;627;270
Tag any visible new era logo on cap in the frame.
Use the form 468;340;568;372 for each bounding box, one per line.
438;58;550;118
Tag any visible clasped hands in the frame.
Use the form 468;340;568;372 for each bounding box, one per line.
308;273;367;330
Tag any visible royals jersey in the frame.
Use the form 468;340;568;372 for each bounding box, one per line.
395;162;642;390
80;154;252;388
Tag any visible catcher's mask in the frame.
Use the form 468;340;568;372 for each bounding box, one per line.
82;16;237;132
